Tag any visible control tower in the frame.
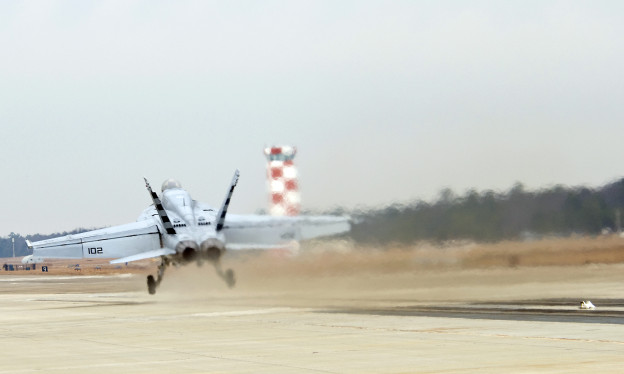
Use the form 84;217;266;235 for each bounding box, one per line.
264;146;300;216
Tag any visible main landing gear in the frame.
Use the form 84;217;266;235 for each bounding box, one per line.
145;257;236;294
215;261;236;288
147;259;167;295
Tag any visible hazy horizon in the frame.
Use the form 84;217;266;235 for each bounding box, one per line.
2;1;624;235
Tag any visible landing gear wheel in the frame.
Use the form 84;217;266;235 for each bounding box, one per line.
147;275;157;295
225;269;236;288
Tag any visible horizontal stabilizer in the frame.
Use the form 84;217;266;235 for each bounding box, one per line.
110;248;175;264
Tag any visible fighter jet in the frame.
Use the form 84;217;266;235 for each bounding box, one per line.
26;171;349;294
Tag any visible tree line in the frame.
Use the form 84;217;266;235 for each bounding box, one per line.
349;178;624;244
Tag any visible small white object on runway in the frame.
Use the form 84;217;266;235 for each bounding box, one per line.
579;300;595;310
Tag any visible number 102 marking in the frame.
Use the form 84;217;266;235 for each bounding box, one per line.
87;247;103;255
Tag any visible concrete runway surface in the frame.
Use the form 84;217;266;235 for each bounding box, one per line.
1;255;624;373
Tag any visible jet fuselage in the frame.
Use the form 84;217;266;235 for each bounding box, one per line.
138;186;225;264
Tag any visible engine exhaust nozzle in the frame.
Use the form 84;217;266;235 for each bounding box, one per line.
200;238;225;261
175;240;200;262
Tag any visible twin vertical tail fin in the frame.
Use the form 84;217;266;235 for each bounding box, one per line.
144;178;177;235
216;170;240;232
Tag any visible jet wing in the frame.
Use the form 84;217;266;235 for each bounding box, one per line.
28;220;162;261
222;214;350;250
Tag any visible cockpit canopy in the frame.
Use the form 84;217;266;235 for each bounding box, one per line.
161;179;182;192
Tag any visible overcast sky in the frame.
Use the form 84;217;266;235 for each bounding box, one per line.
1;1;623;235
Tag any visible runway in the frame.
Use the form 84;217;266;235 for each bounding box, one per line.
1;258;624;373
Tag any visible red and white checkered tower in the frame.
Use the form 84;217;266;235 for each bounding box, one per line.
264;146;300;216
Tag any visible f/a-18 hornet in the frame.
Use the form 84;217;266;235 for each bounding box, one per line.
25;171;350;294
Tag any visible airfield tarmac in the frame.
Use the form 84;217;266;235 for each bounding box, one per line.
1;246;624;373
